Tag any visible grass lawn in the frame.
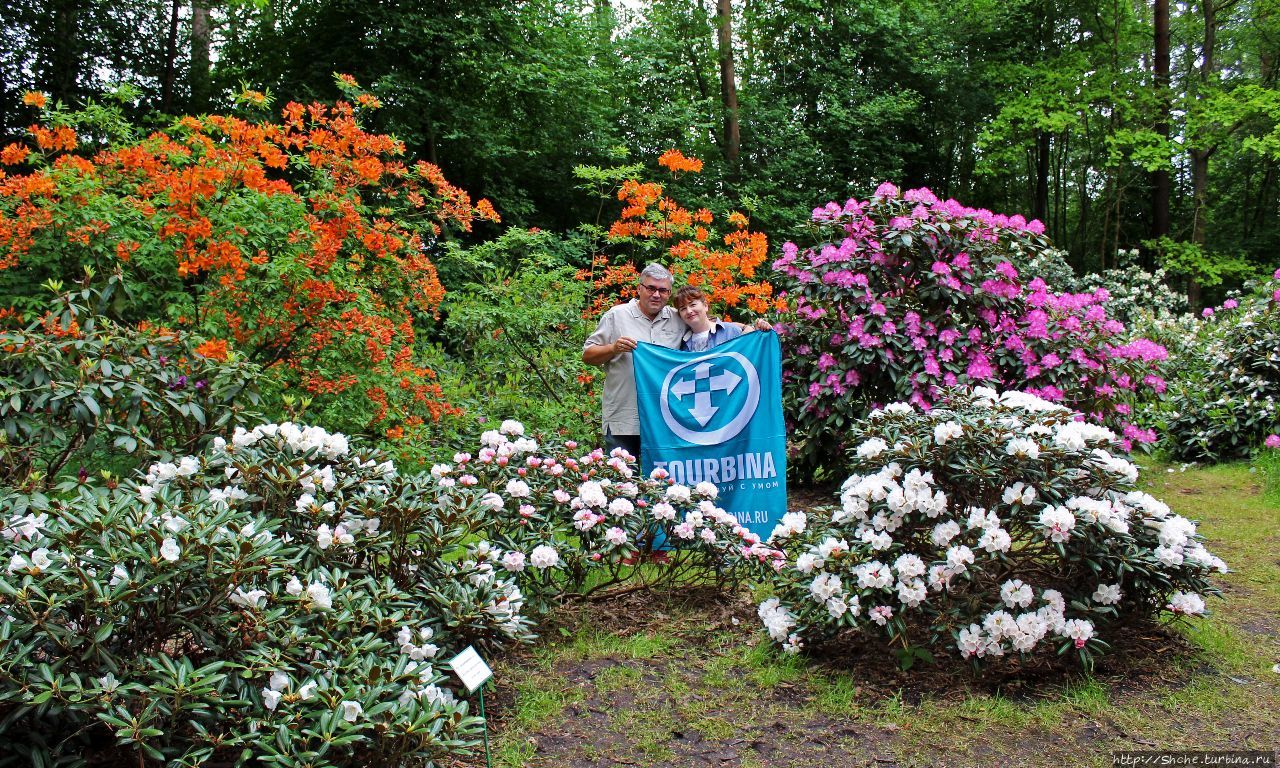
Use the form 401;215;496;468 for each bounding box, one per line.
454;462;1280;768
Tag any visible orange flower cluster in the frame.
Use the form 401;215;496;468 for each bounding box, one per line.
31;125;77;152
303;371;358;395
579;256;640;318
658;149;703;174
193;338;229;361
0;170;55;269
41;313;81;339
0;81;494;433
582;150;782;318
1;143;30;165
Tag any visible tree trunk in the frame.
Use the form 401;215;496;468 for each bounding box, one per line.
1190;0;1217;248
47;0;84;104
716;0;741;169
1034;131;1050;224
1152;0;1171;240
1184;0;1221;310
160;0;182;113
190;0;212;112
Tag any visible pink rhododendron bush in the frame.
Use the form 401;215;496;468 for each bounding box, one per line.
754;388;1225;668
773;184;1168;480
0;423;522;766
425;420;782;608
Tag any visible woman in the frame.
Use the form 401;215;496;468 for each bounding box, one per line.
673;286;772;351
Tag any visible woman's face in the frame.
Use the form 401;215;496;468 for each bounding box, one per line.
677;298;711;331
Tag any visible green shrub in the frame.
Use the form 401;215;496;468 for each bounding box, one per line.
773;186;1167;482
0;422;527;766
424;421;781;610
0;278;263;489
433;229;599;445
1153;272;1280;462
1064;250;1189;328
0;82;495;444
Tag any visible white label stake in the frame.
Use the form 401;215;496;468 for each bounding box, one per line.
448;646;493;694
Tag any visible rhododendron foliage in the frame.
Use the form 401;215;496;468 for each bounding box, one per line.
1150;269;1280;461
0;80;497;435
773;184;1167;478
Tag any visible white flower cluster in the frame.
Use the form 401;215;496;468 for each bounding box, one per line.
261;669;318;712
758;598;798;653
397;625;439;661
2;511;48;543
768;511;807;542
396;663;456;709
4;510;56;575
1136;496;1226;572
1053;421;1117;451
836;464;947;530
1089;448;1139;484
224;422;351;460
452;542;534;635
990;389;1068;413
477;420;542;464
956;588;1088;657
1167;591;1207;615
285;576;333;610
7;545;55;575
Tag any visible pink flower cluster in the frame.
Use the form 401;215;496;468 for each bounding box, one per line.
774;185;1168;463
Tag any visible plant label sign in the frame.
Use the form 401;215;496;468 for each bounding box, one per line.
448;646;493;693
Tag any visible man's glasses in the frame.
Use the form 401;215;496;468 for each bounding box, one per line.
639;284;671;295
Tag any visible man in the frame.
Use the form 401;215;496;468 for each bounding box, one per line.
582;263;686;459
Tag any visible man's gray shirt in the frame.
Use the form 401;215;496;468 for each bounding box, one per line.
584;299;686;436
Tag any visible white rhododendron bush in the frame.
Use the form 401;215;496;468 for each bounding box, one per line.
0;419;778;765
0;423;527;766
756;388;1225;667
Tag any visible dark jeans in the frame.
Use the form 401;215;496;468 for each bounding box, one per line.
604;430;642;463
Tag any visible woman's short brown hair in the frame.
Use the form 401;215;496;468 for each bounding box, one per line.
673;285;707;310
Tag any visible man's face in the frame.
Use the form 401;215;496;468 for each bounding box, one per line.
637;277;672;318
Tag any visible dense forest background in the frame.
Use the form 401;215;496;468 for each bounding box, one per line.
3;0;1278;299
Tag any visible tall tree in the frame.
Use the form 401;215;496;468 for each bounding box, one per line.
1152;0;1172;240
190;0;213;111
159;0;182;111
716;0;741;170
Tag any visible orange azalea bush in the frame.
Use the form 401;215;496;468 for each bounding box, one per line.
578;150;782;319
0;79;496;436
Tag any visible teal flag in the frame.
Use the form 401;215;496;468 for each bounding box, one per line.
634;332;787;541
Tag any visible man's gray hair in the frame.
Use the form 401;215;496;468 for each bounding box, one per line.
638;263;673;284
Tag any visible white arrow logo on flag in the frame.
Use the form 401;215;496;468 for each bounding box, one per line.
659;352;761;446
670;362;742;427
